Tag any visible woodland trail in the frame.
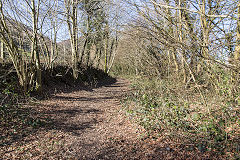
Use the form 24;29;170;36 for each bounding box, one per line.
1;79;231;159
2;79;162;159
1;78;231;160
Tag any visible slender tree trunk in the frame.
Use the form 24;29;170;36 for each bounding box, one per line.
200;0;209;58
31;0;42;92
231;1;240;84
86;15;91;66
104;25;109;73
0;40;4;61
235;1;240;62
104;37;109;73
65;0;79;80
178;0;186;83
107;38;118;73
96;47;102;68
165;0;179;75
80;38;88;65
172;49;178;73
71;0;78;79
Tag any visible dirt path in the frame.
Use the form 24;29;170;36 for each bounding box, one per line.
1;78;228;159
2;78;159;159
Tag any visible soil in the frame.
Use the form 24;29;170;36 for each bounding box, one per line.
0;78;212;159
1;79;145;159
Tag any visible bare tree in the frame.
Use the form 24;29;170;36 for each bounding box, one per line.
64;0;79;79
0;0;54;92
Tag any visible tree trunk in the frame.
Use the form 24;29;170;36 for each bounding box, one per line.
31;0;42;92
71;0;78;80
178;0;186;83
0;40;4;61
200;0;209;58
104;25;109;73
235;1;240;62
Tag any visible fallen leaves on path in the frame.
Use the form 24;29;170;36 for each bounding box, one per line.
0;79;221;159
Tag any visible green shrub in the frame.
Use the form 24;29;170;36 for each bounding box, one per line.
122;76;240;158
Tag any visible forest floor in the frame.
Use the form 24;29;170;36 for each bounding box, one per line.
1;79;203;159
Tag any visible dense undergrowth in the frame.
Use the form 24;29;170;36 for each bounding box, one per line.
0;63;116;147
113;65;240;159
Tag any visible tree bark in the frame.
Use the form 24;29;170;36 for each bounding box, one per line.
235;1;240;62
31;0;42;92
0;40;4;61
